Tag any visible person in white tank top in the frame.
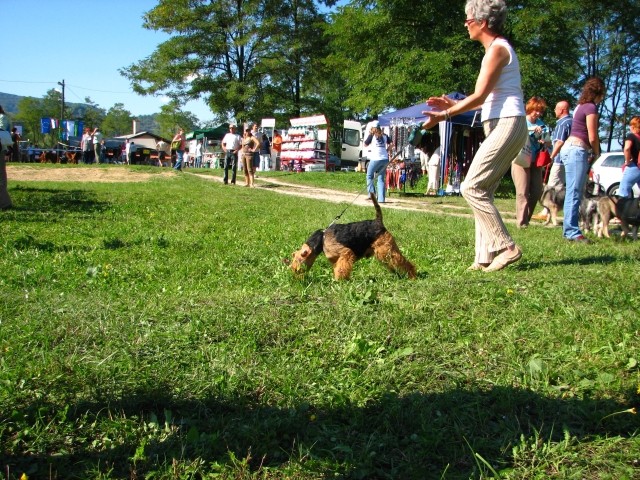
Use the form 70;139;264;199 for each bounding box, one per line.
420;0;528;272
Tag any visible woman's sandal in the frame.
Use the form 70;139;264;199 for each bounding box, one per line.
483;246;522;272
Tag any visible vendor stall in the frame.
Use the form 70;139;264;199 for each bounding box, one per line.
378;93;484;195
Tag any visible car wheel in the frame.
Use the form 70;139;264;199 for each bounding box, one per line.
606;183;620;197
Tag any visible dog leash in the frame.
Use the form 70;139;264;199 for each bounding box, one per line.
326;185;369;229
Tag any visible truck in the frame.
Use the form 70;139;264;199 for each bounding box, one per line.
342;120;377;171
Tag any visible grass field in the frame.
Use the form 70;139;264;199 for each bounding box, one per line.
1;165;639;479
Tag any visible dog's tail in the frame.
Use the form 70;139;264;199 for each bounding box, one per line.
370;193;384;225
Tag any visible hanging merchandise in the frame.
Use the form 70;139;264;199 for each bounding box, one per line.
280;115;331;172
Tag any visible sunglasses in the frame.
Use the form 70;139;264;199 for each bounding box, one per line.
464;18;476;26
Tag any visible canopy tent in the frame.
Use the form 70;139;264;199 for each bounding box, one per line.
377;93;481;127
185;123;230;141
377;93;484;196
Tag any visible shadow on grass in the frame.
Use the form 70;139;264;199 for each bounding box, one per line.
7;185;111;218
3;385;638;479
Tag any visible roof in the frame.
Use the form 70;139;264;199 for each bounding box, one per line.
114;131;171;143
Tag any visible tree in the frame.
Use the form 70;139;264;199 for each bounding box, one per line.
155;100;199;139
121;0;270;124
14;90;65;147
101;103;135;138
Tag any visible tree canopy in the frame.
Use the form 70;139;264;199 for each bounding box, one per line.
119;0;640;149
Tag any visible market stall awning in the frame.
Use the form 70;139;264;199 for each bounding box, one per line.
377;93;480;127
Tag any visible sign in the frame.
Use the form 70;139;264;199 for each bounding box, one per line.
290;115;327;127
261;118;276;128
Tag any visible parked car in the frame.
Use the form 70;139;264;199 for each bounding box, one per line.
129;144;159;165
103;139;124;163
590;151;640;198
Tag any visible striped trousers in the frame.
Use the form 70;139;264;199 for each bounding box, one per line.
461;116;528;265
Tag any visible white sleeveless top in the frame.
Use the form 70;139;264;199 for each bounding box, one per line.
481;38;525;122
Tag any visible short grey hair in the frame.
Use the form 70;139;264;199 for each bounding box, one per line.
465;0;507;34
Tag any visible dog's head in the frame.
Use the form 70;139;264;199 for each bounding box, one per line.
290;230;324;276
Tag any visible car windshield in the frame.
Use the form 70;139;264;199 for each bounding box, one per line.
601;154;624;168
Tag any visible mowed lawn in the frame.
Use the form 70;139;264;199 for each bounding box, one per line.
1;165;639;479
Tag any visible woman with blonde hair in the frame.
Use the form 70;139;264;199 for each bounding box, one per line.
421;0;527;272
511;96;551;227
619;115;640;198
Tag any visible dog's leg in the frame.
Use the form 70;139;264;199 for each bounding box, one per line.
372;232;417;279
332;251;356;280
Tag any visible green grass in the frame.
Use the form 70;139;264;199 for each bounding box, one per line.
1;165;639;479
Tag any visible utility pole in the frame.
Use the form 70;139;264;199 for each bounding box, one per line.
57;79;65;148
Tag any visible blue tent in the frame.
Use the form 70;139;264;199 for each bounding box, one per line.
377;92;480;127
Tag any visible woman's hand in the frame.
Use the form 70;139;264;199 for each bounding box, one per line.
426;95;454;110
421;110;446;130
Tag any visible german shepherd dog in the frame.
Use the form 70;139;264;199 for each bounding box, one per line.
596;195;640;240
539;184;565;226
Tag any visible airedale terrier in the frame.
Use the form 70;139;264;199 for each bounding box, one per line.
290;193;417;280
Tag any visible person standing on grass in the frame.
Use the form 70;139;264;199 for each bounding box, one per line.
259;131;271;172
172;128;187;171
363;120;391;203
619;116;640;198
241;129;260;187
532;100;572;221
92;127;103;164
81;127;94;164
562;77;604;243
272;130;283;170
0;106;12;209
195;139;203;168
511;96;550;228
421;0;528;272
221;124;241;185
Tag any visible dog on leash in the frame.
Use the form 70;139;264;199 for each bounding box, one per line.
596;195;640;240
289;193;417;280
539;185;566;226
579;181;605;234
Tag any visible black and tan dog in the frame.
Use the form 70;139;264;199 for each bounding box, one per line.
290;193;417;280
596;195;640;240
539;184;566;226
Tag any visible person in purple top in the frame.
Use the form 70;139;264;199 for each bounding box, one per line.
562;77;605;242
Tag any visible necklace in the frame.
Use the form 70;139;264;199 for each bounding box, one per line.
488;35;499;48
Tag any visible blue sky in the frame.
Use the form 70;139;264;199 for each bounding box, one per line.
2;0;214;122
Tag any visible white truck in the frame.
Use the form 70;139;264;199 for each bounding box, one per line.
342;120;378;171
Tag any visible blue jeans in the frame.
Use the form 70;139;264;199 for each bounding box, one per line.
174;150;184;170
367;159;389;202
619;164;640;198
562;145;590;239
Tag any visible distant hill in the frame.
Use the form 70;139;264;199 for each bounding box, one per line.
0;92;23;113
0;91;159;132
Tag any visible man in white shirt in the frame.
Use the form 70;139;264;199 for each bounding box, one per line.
92;128;103;164
221;124;241;184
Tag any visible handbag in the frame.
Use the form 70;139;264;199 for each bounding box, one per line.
513;139;532;168
171;140;181;150
535;149;552;168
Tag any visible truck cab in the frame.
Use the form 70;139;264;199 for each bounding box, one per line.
341;120;365;166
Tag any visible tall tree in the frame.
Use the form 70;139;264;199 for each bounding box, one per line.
101;103;135;138
155;100;199;139
121;0;271;124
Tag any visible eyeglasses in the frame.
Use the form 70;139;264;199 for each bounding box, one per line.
464;18;476;26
